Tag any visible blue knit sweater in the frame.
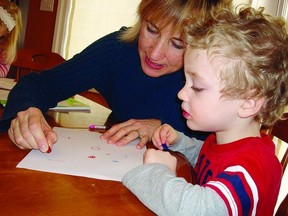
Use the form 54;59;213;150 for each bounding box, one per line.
1;28;208;139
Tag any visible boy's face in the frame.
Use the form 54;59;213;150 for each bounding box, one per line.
178;48;244;132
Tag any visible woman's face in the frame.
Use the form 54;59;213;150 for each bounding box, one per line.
138;20;185;77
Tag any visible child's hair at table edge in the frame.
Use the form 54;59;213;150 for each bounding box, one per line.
184;5;288;128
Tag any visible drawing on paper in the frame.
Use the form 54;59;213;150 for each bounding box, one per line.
16;127;145;182
91;146;100;151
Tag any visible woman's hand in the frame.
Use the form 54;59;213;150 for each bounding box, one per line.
144;148;177;173
152;123;179;150
100;118;161;149
8;107;57;153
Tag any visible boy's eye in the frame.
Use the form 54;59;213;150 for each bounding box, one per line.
192;86;204;92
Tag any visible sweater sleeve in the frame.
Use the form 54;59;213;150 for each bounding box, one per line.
122;163;228;216
0;30;124;131
169;131;204;167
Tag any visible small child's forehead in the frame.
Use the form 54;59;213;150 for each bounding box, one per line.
185;48;201;59
185;48;223;79
0;21;8;33
185;69;198;77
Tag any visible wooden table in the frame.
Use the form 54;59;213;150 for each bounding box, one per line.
0;92;155;215
0;91;194;215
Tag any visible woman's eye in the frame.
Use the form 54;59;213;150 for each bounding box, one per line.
172;40;184;50
147;25;158;35
191;86;204;92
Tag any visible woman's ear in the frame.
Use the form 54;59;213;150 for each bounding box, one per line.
238;97;265;118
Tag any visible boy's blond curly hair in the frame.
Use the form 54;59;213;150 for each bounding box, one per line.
184;6;288;127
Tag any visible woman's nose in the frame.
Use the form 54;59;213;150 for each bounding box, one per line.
148;39;166;60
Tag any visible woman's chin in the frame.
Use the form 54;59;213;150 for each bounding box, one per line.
142;68;164;77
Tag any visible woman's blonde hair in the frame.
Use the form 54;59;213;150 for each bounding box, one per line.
120;0;230;43
0;0;22;64
184;6;288;127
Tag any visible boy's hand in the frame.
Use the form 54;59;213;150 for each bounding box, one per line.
152;123;179;150
143;149;177;173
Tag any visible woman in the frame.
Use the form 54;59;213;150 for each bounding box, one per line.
1;0;226;152
0;0;22;77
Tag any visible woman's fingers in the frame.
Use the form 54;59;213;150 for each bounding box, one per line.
101;119;161;148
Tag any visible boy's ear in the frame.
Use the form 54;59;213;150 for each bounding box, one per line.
238;97;265;118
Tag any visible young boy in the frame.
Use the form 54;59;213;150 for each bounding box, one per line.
122;6;288;215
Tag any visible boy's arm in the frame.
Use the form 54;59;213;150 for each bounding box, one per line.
122;163;228;215
169;131;204;167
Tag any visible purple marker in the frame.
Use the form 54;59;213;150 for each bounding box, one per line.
162;143;169;151
89;124;110;131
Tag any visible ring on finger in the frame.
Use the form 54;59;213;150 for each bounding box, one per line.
135;130;142;139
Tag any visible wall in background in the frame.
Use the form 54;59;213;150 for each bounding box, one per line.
17;0;29;49
64;0;140;59
22;0;58;51
54;0;251;60
16;0;287;56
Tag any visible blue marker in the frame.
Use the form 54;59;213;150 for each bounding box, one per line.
162;143;169;151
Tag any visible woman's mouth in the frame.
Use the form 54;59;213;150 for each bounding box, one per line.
145;56;164;70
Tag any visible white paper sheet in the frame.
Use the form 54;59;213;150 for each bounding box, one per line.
0;89;9;100
0;78;16;90
17;127;145;181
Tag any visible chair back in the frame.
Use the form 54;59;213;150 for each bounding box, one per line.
11;48;65;81
270;113;288;216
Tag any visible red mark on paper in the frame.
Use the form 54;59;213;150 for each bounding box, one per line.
88;155;96;159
